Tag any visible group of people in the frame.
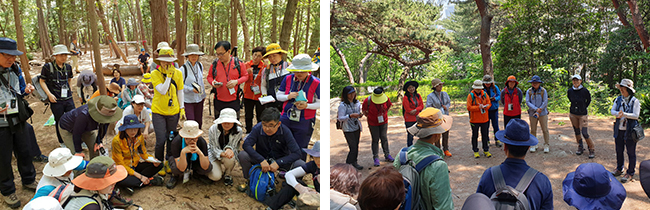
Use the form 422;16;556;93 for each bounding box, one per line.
1;36;321;210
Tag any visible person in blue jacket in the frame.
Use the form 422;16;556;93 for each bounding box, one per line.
482;75;502;147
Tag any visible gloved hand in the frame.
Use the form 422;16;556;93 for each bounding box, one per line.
179;108;187;121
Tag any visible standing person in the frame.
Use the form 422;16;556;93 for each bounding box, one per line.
476;119;554;210
39;44;75;148
482;75;502;147
425;79;453;157
167;120;213;188
500;75;523;127
110;69;126;91
567;74;594;158
243;46;267;133
180;44;207;128
402;81;423;147
207;108;243;186
149;42;179;73
138;48;150;74
69;38;81;73
260;43;290;111
277;54;320;160
362;87;394;166
0;37;38;208
526;75;550;153
468;80;492;158
206;41;250;119
151;47;185;173
611;79;640;183
338;86;363;170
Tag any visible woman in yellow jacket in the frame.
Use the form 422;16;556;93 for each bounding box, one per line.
467;80;492;158
112;114;165;193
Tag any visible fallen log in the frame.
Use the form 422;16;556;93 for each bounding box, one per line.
101;63;143;76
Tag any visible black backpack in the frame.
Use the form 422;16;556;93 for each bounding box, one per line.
489;166;538;210
209;57;243;99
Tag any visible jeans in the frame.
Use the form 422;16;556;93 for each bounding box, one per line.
184;99;205;129
503;114;521;129
152;113;180;161
116;162;163;188
0;124;36;196
343;130;361;164
237;150;305;180
615;130;637;175
471;122;489;152
488;109;500;142
405;121;416;147
243;98;263;133
369;124;390;159
50;98;76;143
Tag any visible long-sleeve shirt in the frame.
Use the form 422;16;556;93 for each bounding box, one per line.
286;161;320;192
567;86;591;115
244;60;266;100
59;105;109;153
426;91;451;115
477;158;554;210
525;87;548;117
393;141;453;210
276;74;321;119
120;87;144;106
207;125;243;162
403;94;424;122
0;64;28;127
362;97;392;126
611;95;640;133
180;61;207;103
151;65;184;115
111;134;154;175
484;85;501;111
337;101;362;132
242;123;301;167
467;90;491;123
260;61;290;99
206;57;249;102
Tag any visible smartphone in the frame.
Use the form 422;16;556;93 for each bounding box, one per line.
0;102;5;108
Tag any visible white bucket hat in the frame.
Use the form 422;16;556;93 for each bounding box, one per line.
287;54;319;72
131;94;146;104
23;196;64;210
472;80;484;89
156;41;170;51
43;148;83;177
616;79;635;93
179;120;203;138
213;108;242;126
182;44;205;56
52;44;72;56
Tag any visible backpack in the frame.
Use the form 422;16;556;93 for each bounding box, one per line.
397;147;443;210
210;57;242;98
247;164;276;202
489;166;538;210
32;62;72;103
182;62;203;83
47;183;75;203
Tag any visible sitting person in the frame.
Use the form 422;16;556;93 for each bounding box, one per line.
111;114;164;194
23;196;64;210
265;141;321;210
90;82;121;101
119;78;144;109
33;148;86;200
138;73;154;108
563;163;626;210
167;120;213;189
114;95;153;139
237;107;304;191
63;156;130;210
357;166;405;210
76;70;97;105
330;163;362;210
207;108;243;186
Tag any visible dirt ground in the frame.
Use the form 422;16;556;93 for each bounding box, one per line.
5;45;320;210
329;98;650;210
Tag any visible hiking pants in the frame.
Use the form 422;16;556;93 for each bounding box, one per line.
471;122;489;152
25;123;43;158
116;162;163;188
264;180;312;210
51;98;76;144
244;98;263;133
61;126;99;159
434;130;450;151
529;114;550;146
488;109;500;142
237;150;305;180
615;130;638;176
281;116;315;160
184;99;205;129
152;113;180;161
405;121;416;147
344;130;361;165
208;156;237;181
0;124;36;196
369;124;390;159
503;114;521;130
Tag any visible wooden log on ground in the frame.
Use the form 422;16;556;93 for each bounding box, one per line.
101;63;143;76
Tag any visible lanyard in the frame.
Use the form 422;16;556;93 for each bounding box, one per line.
220;58;234;81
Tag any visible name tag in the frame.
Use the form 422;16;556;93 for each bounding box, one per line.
61;88;68;98
289;109;301;122
251;85;261;94
229;88;236;95
378;116;385;123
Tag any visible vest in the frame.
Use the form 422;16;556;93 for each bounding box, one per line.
503;88;521;116
282;74;319;120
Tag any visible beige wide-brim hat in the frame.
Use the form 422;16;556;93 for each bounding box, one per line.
179;120;203;138
213;108;242;126
87;95;123;124
615;79;635;93
431;78;444;88
154;47;178;65
156;41;170;51
287;54;319;72
43;148;84;177
263;43;288;58
472;79;484;89
182;44;205;56
52;44;72;56
407;108;453;139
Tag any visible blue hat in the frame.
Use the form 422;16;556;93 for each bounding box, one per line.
140;48;145;51
118;114;145;131
495;119;537;146
342;86;356;95
0;38;23;56
528;75;543;83
563;163;626;210
303;141;320;157
461;193;495;210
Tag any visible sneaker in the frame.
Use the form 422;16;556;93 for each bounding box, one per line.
588;150;595;159
543;145;549;153
4;193;20;209
621;174;633;183
165;161;172;173
373;158;380;166
109;192;133;208
495;140;503;147
22;181;38;191
351;163;364;170
121;187;135;195
575;148;584;155
385;155;395;162
32;155;48;163
237;183;248;192
612;169;624;177
158;167;166;176
474;152;480;158
529;146;537;153
484;151;492;158
166;176;178;189
224;175;233;186
444;150;452;157
150;176;164;186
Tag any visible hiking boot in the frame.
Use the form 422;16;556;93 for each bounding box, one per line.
474;152;480;158
444;150;452;157
588;150;595;159
237;183;248;193
373;158;380;166
4;193;20;209
165;161;172;173
32;154;48;163
351;163;364;170
612;169;624;177
543;145;549;153
575;147;584;155
495;140;503;148
109;192;133;208
385;155;395;162
166;176;178;189
484;151;492;158
22;181;38;191
621;174;633;183
150;176;164;186
529;146;537;153
224;175;233;186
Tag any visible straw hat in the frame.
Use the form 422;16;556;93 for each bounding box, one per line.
52;44;72;56
407;108;453;138
213;108;242;126
615;79;635;93
287;54;319;72
71;156;127;191
472;80;484;89
263;43;288;58
179;120;203;139
182;44;205;56
370;87;388;104
107;82;122;94
43;148;84;177
154;47;177;65
87;95;123;124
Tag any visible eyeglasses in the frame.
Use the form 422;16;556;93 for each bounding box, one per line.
0;53;16;59
216;51;229;57
262;122;280;129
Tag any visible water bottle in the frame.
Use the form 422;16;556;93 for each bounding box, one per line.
168;131;175;142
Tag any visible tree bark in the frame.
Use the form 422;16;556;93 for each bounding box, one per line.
56;0;66;45
307;14;319;54
36;0;53;57
627;0;650;52
235;0;252;60
304;0;311;53
114;3;126;41
258;0;264;46
210;6;215;55
12;0;31;83
332;42;354;84
280;0;299;52
396;65;411;103
174;0;187;64
293;5;302;54
475;0;494;76
271;0;278;43
193;7;201;45
87;0;105;95
231;0;238;47
135;0;148;52
151;0;170;50
612;0;630;26
96;0;127;62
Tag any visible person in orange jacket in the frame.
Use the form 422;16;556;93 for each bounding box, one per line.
467;80;492;158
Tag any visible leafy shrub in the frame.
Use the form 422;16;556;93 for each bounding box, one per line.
639;93;650;126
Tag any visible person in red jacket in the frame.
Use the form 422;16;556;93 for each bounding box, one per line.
402;81;423;147
243;46;266;133
362;87;394;166
206;41;250;119
500;75;523;128
467;80;492;158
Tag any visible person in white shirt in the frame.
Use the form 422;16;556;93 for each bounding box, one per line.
115;95;153;139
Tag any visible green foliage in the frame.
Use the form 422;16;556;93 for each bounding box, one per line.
26;53;33;60
639;93;650;125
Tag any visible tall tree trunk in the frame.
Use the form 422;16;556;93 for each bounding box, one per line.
307;14;318;54
358;50;376;84
280;0;299;52
124;0;139;41
210;6;215;55
293;5;302;54
475;0;494;76
627;0;650;52
114;3;126;41
151;0;170;49
271;0;278;43
258;0;264;46
175;0;185;64
612;0;630;26
56;0;66;45
235;0;251;60
96;0;128;62
193;9;200;45
36;0;53;57
12;0;31;83
303;0;311;53
136;0;148;52
86;0;105;95
180;0;188;63
396;65;411;102
332;42;354;84
230;0;238;47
